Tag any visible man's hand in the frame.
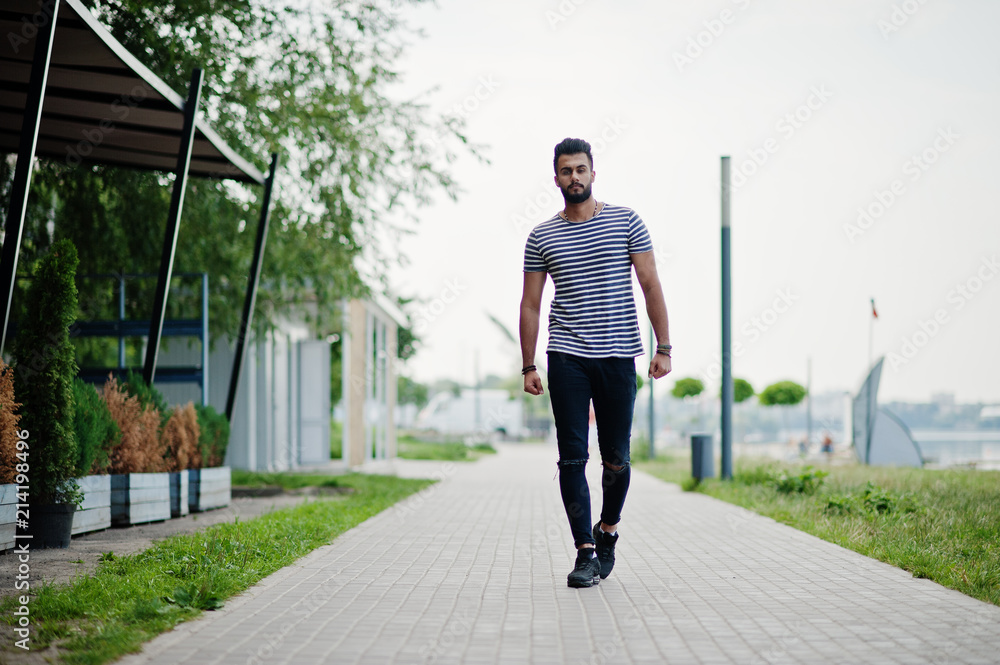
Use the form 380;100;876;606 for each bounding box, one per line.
523;370;544;395
648;354;671;380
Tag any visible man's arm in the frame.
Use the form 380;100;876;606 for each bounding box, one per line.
519;271;547;395
631;251;672;379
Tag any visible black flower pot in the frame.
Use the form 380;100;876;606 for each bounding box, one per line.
24;504;77;549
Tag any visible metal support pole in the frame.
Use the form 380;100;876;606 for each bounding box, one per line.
806;356;812;448
143;68;203;385
201;272;209;406
226;153;279;422
0;0;61;356
118;273;126;368
720;156;733;480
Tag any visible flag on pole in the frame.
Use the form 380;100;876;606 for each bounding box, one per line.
870;298;878;319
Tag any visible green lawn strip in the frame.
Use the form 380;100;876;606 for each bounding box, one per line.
0;473;432;665
231;470;350;490
638;455;1000;607
396;435;496;461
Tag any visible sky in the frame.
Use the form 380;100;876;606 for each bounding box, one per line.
383;0;1000;404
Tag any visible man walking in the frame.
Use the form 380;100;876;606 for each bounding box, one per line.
519;137;672;588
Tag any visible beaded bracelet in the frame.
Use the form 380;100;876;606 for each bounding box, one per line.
521;365;537;375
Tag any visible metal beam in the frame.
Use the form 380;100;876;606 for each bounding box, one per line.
721;156;733;480
226;153;279;422
143;68;203;385
0;0;61;356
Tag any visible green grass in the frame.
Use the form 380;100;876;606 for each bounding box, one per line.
638;454;1000;607
0;473;432;665
396;434;496;461
231;470;348;490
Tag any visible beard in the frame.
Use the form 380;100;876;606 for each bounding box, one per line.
561;182;592;205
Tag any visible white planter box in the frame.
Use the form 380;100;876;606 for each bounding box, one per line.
0;484;17;551
170;471;189;518
111;473;171;526
72;475;111;536
188;467;231;512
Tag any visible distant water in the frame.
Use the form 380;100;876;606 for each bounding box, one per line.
910;430;1000;469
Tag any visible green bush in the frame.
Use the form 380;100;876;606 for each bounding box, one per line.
72;378;121;475
824;482;922;517
12;239;82;506
770;466;828;494
195;404;229;468
123;369;170;428
734;463;777;487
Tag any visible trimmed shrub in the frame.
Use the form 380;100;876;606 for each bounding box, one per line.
12;239;80;505
162;402;201;472
195;404;229;468
102;376;166;474
72;377;121;476
0;362;22;485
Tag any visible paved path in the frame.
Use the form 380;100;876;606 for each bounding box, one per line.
120;443;1000;665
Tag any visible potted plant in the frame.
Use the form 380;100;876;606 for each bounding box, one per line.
0;362;22;551
189;404;231;512
70;377;119;535
162;402;201;517
102;376;170;526
12;239;82;548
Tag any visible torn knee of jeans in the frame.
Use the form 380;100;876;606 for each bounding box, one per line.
602;460;630;472
557;459;588;467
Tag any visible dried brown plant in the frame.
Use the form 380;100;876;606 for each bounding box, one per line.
162;402;201;472
102;376;167;474
0;362;22;485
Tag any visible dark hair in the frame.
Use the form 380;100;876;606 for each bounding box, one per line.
553;138;593;173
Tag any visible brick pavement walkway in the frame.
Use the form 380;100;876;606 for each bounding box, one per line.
119;443;1000;665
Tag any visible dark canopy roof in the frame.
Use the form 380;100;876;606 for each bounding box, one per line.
0;0;264;184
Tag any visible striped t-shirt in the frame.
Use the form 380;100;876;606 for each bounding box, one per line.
523;204;653;358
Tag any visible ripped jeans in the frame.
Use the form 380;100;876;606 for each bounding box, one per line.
548;351;637;547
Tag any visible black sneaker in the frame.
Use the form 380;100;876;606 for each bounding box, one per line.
567;549;601;588
593;523;618;579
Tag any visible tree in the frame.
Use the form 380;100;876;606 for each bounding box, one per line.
13;240;80;506
671;377;704;399
398;376;429;410
718;377;754;403
2;0;474;343
759;381;807;440
758;381;807;407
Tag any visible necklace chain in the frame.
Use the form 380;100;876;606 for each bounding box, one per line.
561;201;599;222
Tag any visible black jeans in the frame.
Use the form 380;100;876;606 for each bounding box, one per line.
548;351;636;547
